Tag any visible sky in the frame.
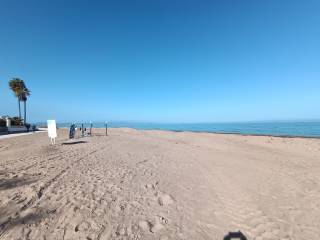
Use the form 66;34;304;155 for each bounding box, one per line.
1;0;320;123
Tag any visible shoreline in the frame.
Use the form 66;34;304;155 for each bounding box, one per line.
57;126;320;140
147;128;320;140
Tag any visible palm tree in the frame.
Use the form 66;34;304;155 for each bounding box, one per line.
9;78;24;120
8;78;30;125
21;87;31;125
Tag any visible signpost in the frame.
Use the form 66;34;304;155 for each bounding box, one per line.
81;123;84;137
47;120;57;144
105;121;108;136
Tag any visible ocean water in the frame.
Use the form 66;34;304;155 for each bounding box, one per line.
51;121;320;138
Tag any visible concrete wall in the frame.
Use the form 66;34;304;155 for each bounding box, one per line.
8;126;27;133
0;127;8;133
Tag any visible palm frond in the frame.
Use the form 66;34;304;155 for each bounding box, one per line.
8;78;31;99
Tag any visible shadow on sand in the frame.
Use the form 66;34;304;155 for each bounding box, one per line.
223;231;247;240
62;140;87;145
0;209;48;236
0;177;37;191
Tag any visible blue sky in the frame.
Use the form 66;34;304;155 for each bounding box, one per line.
1;0;319;123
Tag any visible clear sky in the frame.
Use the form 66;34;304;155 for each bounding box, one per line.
1;0;319;123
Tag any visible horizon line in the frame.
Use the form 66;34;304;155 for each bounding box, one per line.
32;119;320;124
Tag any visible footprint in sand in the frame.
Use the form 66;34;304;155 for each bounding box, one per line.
151;221;163;233
74;221;91;232
139;217;166;234
115;225;127;236
160;236;169;240
145;181;159;190
157;192;174;206
138;220;151;232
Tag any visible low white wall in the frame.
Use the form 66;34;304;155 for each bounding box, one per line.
0;127;8;133
8;126;27;133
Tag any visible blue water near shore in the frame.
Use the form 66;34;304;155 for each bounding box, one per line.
51;121;320;138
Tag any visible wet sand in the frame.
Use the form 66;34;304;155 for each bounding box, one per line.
0;128;320;239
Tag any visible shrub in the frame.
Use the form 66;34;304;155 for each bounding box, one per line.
0;118;6;127
11;117;23;126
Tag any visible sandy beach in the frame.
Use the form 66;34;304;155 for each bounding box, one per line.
0;128;320;240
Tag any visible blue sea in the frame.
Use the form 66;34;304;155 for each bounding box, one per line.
48;121;320;138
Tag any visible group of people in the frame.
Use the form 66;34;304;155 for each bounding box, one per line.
69;123;92;139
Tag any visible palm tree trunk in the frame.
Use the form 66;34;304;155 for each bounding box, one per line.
24;101;27;125
18;99;21;119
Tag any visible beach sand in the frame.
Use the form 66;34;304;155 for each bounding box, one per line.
0;128;320;239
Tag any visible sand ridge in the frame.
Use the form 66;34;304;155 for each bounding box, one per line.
0;128;320;239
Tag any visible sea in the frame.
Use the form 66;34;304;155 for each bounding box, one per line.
43;121;320;138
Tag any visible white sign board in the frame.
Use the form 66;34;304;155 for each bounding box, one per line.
47;120;57;144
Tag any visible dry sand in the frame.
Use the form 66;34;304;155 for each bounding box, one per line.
0;128;320;240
